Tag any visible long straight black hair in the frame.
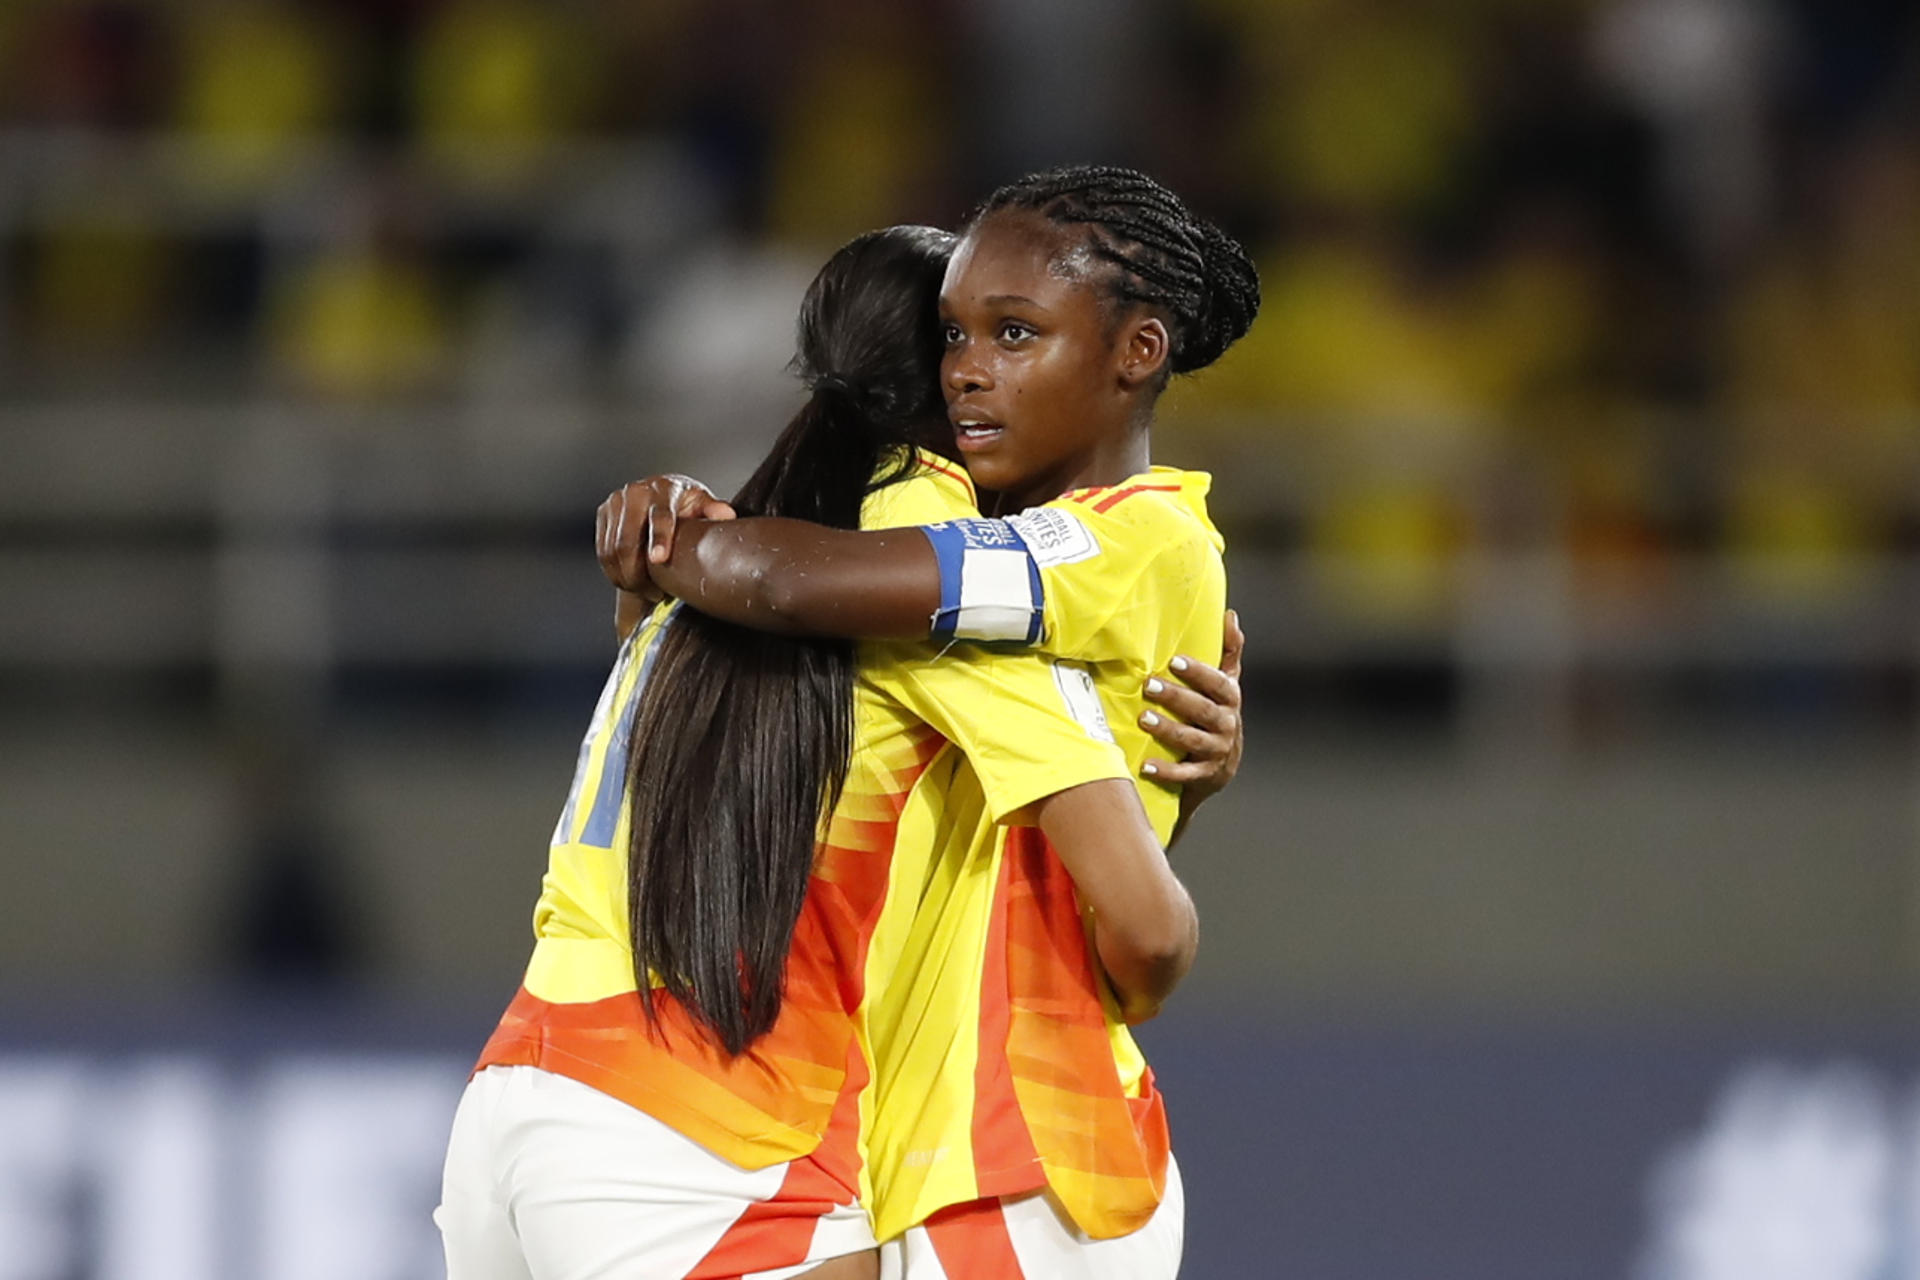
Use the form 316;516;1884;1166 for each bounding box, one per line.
622;226;956;1056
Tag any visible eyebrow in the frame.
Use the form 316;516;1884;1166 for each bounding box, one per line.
983;293;1042;308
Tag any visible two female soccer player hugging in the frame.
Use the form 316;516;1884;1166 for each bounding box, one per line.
437;165;1259;1280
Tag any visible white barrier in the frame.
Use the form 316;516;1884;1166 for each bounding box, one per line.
0;1054;465;1280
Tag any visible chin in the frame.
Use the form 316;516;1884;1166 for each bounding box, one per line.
966;458;1021;496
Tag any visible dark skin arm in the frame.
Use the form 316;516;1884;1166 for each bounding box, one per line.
596;475;1245;799
597;476;938;637
596;478;1222;1021
1032;778;1200;1023
647;517;941;637
598;475;739;641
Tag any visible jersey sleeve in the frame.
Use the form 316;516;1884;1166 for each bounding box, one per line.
862;454;1127;821
860;450;980;528
875;643;1131;824
900;486;1225;666
864;458;1226;669
1007;493;1227;668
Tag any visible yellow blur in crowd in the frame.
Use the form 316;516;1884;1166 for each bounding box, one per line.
1;0;1916;621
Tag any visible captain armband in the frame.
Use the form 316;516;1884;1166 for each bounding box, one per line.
919;518;1046;644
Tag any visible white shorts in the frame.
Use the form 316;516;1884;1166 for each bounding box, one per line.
878;1156;1183;1280
437;1065;878;1280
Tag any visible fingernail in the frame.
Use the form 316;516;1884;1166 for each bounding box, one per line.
1141;711;1160;728
1142;760;1159;776
1145;678;1164;696
1170;656;1189;672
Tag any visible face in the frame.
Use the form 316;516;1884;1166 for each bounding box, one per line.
938;210;1162;509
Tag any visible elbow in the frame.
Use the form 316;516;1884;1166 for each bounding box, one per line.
1104;914;1198;1025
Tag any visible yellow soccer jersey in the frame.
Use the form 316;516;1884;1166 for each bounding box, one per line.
1016;467;1228;830
478;449;1137;1188
858;466;1227;1242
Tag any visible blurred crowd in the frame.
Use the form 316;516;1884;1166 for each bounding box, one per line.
2;0;1917;605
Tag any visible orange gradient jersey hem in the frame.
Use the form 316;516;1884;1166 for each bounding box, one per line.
998;827;1170;1237
474;722;945;1180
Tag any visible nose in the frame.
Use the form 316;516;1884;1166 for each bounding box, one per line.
944;342;991;396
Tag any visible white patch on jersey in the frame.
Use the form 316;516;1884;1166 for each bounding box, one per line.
1006;507;1100;568
1051;660;1116;744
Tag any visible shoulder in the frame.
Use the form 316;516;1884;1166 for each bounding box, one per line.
860;448;980;530
1015;469;1224;577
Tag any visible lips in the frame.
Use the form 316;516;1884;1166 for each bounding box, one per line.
951;408;1004;452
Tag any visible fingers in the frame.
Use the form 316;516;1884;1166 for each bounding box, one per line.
1143;674;1235;736
1138;703;1222;757
598;474;722;590
1139;642;1245;792
646;494;677;565
1141;756;1216;784
614;489;648;589
648;475;717;564
597;494;630;587
1221;608;1245;681
1157;653;1242;714
670;477;709;515
659;477;709;560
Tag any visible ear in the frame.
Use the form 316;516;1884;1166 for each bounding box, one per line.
1115;315;1171;389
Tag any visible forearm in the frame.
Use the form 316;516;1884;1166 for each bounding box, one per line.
650;518;940;638
1034;780;1199;1023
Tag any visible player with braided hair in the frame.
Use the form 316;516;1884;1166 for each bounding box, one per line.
606;165;1259;1277
966;164;1260;384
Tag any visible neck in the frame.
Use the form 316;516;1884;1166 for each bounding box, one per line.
996;421;1153;514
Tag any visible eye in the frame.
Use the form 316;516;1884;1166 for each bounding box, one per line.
998;321;1035;343
941;322;963;346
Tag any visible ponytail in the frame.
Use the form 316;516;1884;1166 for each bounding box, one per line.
621;227;951;1055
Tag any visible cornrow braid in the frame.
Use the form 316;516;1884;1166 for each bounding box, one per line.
969;164;1260;374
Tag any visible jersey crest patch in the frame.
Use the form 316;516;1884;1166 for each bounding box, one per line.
1006;507;1100;568
1050;660;1116;744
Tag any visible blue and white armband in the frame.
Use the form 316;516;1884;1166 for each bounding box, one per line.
919;518;1045;644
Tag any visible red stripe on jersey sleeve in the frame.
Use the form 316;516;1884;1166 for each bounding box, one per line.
1091;483;1182;514
918;454;975;494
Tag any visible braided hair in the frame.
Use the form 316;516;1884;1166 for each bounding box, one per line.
968;165;1260;377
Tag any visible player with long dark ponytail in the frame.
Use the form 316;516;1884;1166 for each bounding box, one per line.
622;226;949;1055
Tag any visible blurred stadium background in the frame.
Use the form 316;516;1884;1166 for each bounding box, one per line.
2;0;1918;1276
